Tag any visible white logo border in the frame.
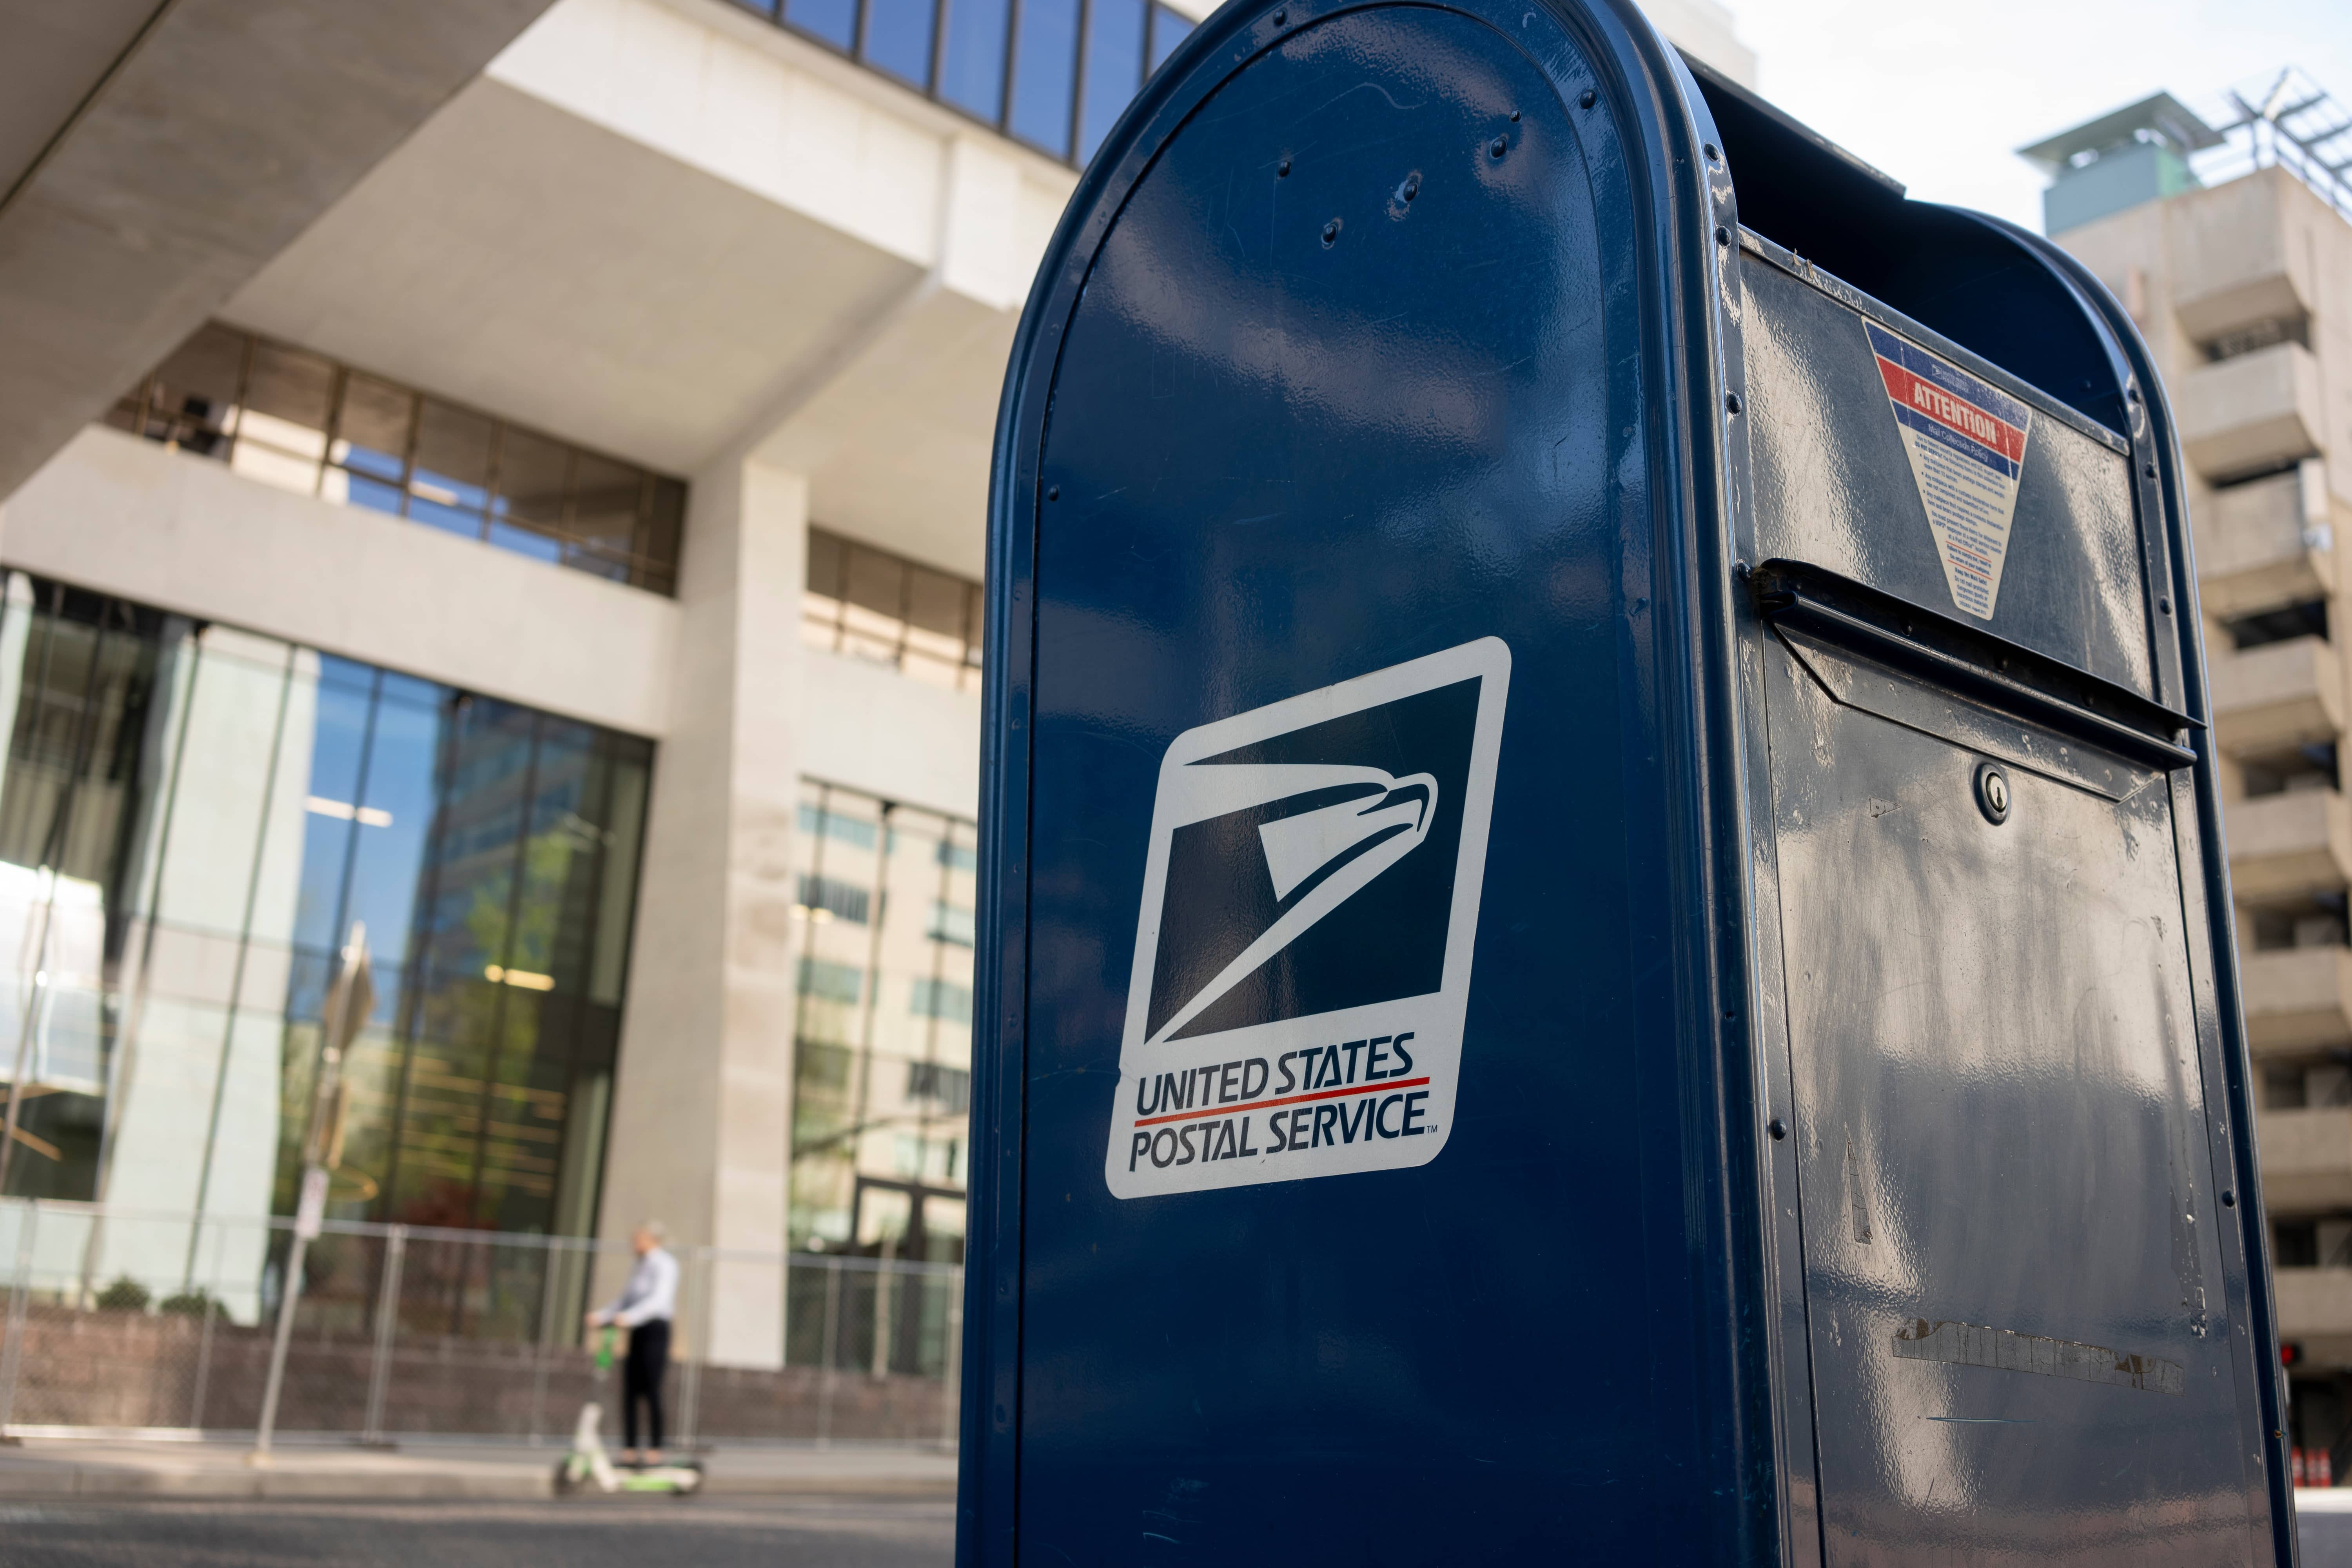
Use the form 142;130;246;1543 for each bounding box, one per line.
1106;636;1512;1198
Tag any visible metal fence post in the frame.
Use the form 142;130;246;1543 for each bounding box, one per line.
817;1256;842;1449
528;1233;562;1445
250;1221;312;1463
361;1224;405;1446
0;1201;37;1439
189;1293;219;1432
939;1263;963;1451
187;1218;225;1432
872;1245;896;1380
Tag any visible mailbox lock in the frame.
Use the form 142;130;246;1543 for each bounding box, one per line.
1974;763;2011;824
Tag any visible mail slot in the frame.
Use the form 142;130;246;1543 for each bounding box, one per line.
958;0;2289;1561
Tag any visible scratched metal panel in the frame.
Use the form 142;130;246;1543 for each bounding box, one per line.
1744;254;2156;700
1004;2;1734;1559
1764;640;2255;1561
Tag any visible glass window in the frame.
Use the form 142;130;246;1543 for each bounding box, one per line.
798;873;872;926
376;0;1192;174
240;341;336;460
289;670;375;980
864;0;936;87
927;900;976;946
236;341;337;497
637;480;687;596
785;0;857;49
963;583;984;681
0;572;654;1260
789;783;974;1269
906;1060;971;1113
801;802;880;851
586;735;651;1009
113;323;245;456
113;326;688;599
804;530;849;653
407;399;495;539
329;374;415;517
804;528;984;690
909;977;971;1023
1007;0;1081;156
563;453;644;582
801;956;866;1004
1147;1;1192;71
902;562;971;688
1078;0;1147;164
840;545;909;666
939;0;1011;122
488;425;570;558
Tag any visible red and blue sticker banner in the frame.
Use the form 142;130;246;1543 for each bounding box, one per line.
1866;321;2034;621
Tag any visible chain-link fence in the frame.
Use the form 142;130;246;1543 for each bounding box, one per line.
0;1200;960;1448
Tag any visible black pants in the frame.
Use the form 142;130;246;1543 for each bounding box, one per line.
621;1319;670;1452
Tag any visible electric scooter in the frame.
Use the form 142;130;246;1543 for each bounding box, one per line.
554;1327;704;1496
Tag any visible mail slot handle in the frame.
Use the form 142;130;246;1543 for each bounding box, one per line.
1751;561;2197;772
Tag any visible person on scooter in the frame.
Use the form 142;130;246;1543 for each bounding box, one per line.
586;1221;678;1466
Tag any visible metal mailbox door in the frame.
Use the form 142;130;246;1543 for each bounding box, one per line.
1763;629;2259;1562
977;0;1756;1557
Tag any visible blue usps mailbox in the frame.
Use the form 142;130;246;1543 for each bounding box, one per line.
960;0;2292;1560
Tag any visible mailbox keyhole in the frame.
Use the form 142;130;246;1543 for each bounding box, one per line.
1975;763;2011;825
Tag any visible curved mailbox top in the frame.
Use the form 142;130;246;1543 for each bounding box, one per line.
964;2;2287;1563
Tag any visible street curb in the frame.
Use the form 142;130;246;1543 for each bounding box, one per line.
0;1463;958;1502
0;1468;553;1499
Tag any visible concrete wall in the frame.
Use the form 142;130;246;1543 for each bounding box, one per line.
0;0;559;500
801;652;982;819
0;427;677;739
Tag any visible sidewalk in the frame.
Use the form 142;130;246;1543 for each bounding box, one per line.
0;1436;958;1500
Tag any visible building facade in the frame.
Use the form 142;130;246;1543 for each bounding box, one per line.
2034;79;2352;1470
0;0;1755;1368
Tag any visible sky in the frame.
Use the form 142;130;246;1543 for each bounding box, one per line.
1729;0;2352;231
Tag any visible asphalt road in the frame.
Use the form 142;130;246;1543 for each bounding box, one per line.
0;1496;955;1568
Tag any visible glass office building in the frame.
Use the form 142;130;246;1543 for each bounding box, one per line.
729;0;1196;167
0;575;651;1251
788;780;976;1269
111;324;688;596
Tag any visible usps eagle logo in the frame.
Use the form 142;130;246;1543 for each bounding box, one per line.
1105;639;1510;1198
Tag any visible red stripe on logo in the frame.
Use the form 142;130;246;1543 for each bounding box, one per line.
1875;356;2027;463
1134;1076;1431;1128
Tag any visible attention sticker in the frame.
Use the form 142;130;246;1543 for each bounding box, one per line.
1103;639;1510;1199
1866;322;2034;621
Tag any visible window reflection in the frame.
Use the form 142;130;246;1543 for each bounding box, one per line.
1078;0;1148;163
1008;0;1082;158
738;0;1194;169
789;782;975;1275
0;574;652;1304
108;325;688;597
802;527;983;691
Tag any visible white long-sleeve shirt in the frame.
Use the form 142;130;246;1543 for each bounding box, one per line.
598;1247;678;1327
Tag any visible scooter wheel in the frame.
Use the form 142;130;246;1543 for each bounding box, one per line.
553;1459;577;1496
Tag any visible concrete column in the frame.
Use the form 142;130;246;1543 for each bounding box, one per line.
601;455;807;1368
